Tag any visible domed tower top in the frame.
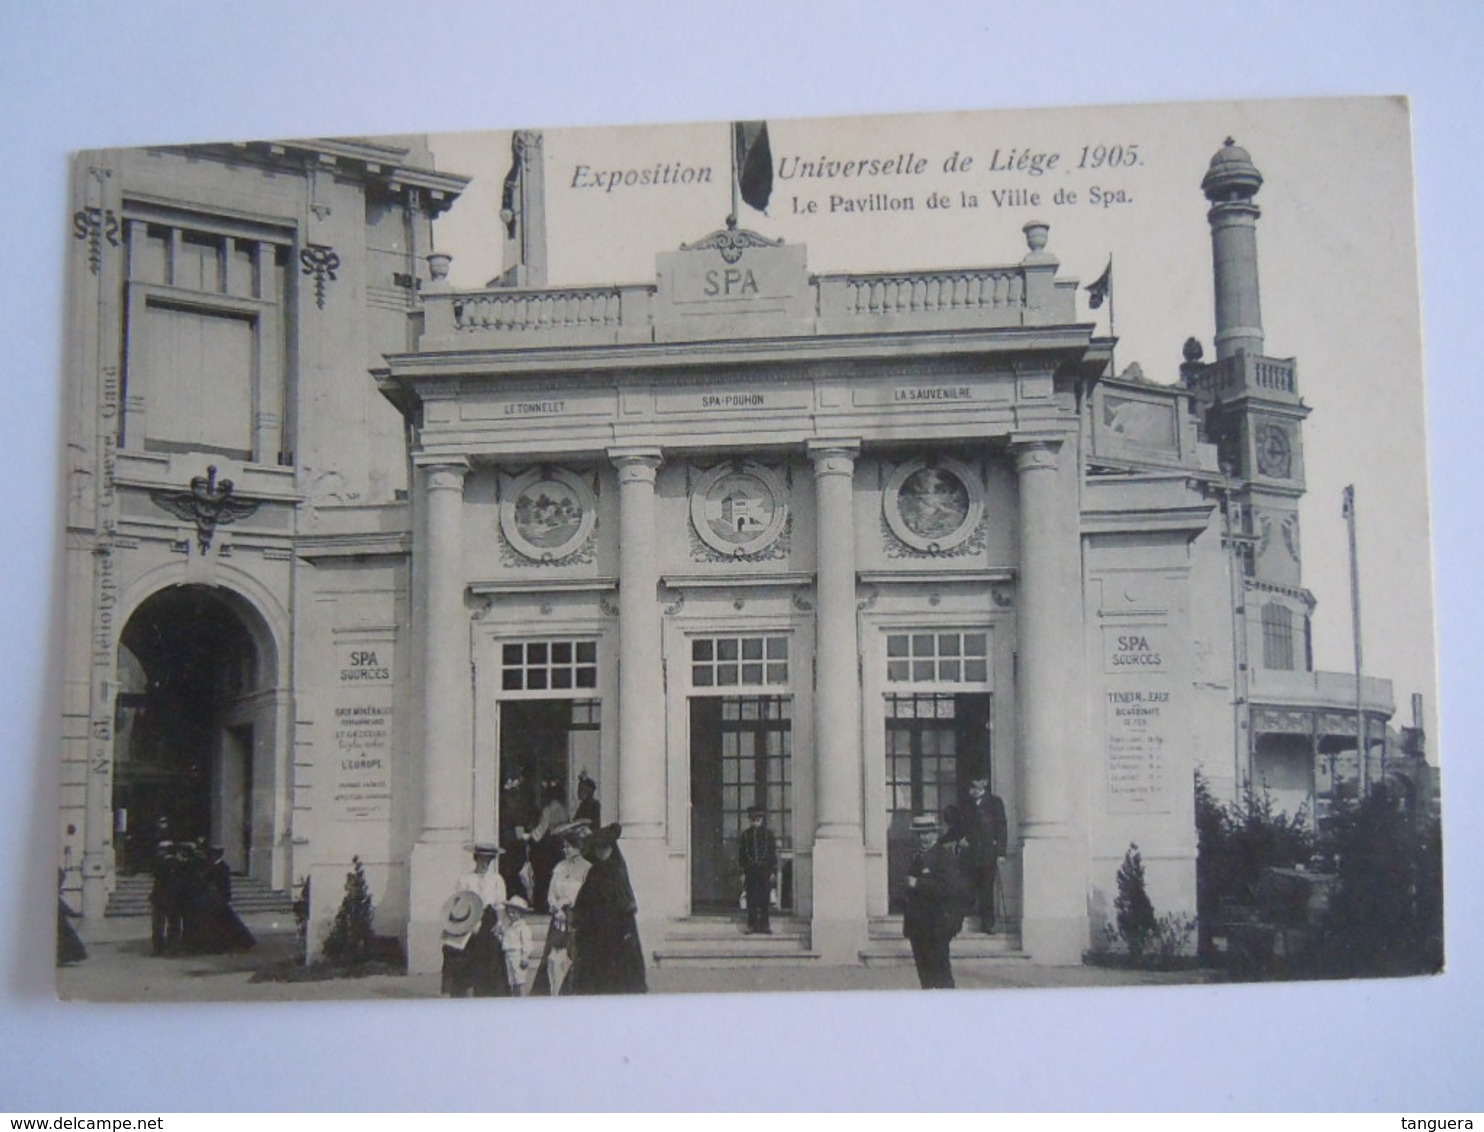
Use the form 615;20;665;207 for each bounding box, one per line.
1202;137;1264;204
1203;138;1265;360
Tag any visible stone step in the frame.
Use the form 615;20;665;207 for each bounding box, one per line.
651;915;818;968
105;873;296;917
860;932;1029;968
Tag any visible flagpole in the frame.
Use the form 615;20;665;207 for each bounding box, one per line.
729;123;740;227
1108;252;1116;374
1345;484;1367;797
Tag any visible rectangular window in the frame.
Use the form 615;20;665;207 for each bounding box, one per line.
692;634;789;689
501;638;598;691
1261;603;1295;671
885;630;989;686
122;212;291;463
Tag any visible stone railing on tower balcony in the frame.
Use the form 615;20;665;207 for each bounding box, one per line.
1187;353;1300;403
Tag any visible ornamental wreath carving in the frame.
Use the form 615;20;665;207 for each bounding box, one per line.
882;456;985;556
688;461;790;560
499;466;598;565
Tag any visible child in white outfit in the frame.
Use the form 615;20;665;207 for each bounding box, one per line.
501;895;534;995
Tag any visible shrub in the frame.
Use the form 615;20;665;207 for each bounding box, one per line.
322;856;375;966
1114;843;1158;959
1195;771;1313;957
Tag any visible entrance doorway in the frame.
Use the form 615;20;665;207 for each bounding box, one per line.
884;692;992;912
689;695;793;912
113;585;264;874
497;698;601;905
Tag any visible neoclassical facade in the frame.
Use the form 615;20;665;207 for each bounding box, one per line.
60;133;1418;973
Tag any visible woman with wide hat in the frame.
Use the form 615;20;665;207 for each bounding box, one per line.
531;820;591;995
440;842;509;997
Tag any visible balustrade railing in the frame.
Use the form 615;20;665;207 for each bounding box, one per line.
841;269;1025;316
451;287;623;333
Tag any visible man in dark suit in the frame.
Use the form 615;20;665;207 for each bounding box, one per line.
966;775;1009;933
738;805;778;934
902;812;967;988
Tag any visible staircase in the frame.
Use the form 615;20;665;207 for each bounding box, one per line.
651;915;819;968
105;873;297;918
859;917;1029;967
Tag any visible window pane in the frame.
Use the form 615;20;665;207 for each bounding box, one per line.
940;634;961;656
940;660;961;682
693;667;713;687
527;642;548;665
912;634;934;657
742;637;763;660
552;641;573;664
552;668;572;689
503;644;522;665
718;639;738;661
965;634;987;656
887;661;909;682
502;670;523;691
742;663;763;685
766;663;787;684
718;665;738;686
576;667;597;688
887;635;909;658
693;639;713;661
767;637;787;659
913;661;934;681
965;660;987;683
527;669;547;690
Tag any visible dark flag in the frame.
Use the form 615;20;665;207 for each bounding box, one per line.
733;121;773;214
499;133;523;239
1086;259;1112;309
1342;484;1355;519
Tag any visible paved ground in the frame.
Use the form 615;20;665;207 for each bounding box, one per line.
56;912;1218;1001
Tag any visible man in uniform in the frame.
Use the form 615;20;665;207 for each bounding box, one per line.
902;812;966;989
738;804;778;934
966;775;1009;933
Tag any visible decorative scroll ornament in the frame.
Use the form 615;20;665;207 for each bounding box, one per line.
299;243;341;309
149;465;261;554
72;207;121;275
1281;514;1301;562
882;456;986;556
679;217;784;265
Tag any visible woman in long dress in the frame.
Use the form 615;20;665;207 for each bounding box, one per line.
567;823;647;995
531;825;590;994
194;847;255;954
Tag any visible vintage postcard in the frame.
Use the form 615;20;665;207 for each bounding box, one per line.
55;96;1439;1001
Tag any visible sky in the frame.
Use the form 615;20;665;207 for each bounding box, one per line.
426;98;1437;746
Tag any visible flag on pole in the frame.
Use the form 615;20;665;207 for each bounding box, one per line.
1086;258;1112;309
499;133;523;239
733;121;773;214
1342;484;1355;519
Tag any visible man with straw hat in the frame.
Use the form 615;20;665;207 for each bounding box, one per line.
902;813;966;989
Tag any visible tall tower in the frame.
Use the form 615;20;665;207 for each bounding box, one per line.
492;129;548;288
1189;139;1313;670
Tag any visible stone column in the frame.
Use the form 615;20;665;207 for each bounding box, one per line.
807;439;866;963
1013;439;1086;963
609;447;668;943
407;457;472;973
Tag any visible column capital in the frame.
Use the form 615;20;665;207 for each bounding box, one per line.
1011;438;1061;474
416;457;470;492
608;446;663;484
807;438;861;476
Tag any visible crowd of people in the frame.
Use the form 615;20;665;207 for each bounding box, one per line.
440;810;646;998
148;823;256;957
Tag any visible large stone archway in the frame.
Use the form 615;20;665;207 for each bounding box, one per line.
113;584;285;884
